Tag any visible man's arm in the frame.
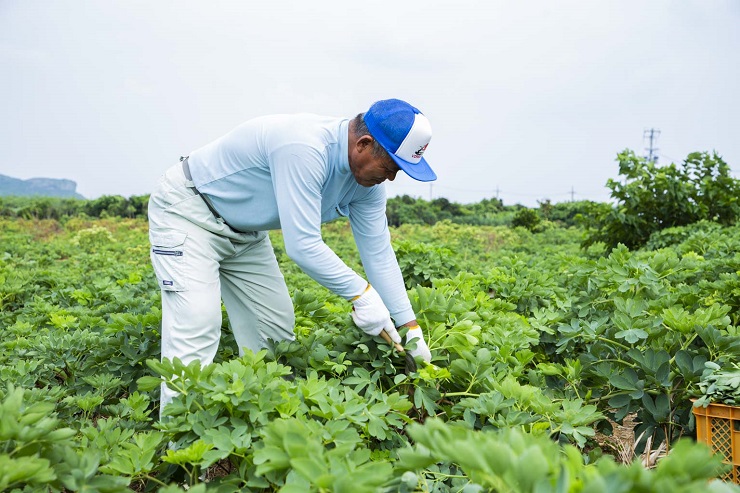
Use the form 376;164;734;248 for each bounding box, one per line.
347;186;432;362
347;185;415;324
270;144;367;298
270;145;407;345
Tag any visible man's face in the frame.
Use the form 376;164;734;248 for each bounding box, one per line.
353;155;399;187
349;135;401;187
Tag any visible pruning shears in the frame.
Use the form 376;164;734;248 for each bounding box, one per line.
379;329;417;374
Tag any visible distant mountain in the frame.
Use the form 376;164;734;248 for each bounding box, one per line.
0;173;85;199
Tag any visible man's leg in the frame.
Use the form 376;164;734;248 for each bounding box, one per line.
148;163;233;418
219;232;296;356
158;280;222;414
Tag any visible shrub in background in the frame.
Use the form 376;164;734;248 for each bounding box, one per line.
583;150;740;251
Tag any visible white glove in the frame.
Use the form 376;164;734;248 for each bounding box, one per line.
405;326;432;363
351;284;401;344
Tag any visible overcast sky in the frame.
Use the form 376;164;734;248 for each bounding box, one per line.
2;1;738;206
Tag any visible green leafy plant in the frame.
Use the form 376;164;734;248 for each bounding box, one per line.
394;239;459;288
694;361;740;407
4;199;740;490
583;150;740;250
511;207;542;232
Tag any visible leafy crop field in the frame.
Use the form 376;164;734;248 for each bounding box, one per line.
3;215;740;492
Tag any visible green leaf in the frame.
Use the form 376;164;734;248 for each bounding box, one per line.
608;393;632;409
136;376;162;391
614;328;648;344
609;371;638;391
0;455;56;488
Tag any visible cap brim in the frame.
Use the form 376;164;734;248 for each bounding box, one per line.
391;155;437;182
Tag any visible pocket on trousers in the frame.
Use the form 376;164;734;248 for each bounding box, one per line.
150;229;188;292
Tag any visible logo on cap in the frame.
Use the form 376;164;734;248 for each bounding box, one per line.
412;143;428;160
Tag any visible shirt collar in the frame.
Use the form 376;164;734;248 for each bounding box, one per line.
335;119;350;174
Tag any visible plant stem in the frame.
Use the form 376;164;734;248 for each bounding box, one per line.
442;391;479;398
597;336;631;352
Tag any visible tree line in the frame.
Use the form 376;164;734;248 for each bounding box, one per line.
2;150;737;251
0;192;590;228
0;195;149;221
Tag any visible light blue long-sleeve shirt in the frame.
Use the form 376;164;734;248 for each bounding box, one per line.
187;113;415;325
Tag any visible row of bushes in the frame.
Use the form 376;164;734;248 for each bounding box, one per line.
3;150;737;251
386;195;592;228
0;195;150;220
0;192;591;228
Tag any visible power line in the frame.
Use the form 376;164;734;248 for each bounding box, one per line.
433;184;579;198
393;183;614;204
434;184;500;194
659;153;680;164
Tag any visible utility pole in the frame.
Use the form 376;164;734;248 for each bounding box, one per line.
570;186;575;202
643;128;661;164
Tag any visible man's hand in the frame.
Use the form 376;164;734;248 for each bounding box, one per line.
351;284;401;344
405;325;432;363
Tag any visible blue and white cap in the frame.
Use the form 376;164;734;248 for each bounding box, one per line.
364;99;436;182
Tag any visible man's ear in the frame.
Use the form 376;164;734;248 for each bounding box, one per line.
355;135;374;153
